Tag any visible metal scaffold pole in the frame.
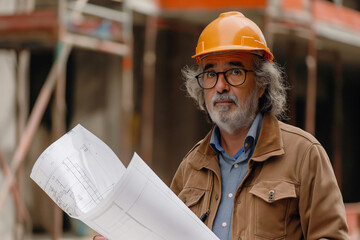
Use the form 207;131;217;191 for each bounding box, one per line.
140;16;158;166
119;0;135;165
304;0;317;136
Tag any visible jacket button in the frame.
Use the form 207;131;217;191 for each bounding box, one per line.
215;195;219;200
269;190;275;201
238;237;242;240
237;200;241;204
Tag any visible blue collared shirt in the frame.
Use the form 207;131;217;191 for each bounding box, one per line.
210;112;263;240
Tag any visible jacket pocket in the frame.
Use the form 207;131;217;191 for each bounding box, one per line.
178;188;206;217
249;181;297;239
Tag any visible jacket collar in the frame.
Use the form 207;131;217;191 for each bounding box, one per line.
188;113;284;170
189;129;219;173
251;113;284;162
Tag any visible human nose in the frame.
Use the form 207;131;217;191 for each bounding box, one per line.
214;72;230;93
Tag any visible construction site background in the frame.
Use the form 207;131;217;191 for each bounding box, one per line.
0;0;360;239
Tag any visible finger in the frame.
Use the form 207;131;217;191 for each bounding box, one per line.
93;233;108;240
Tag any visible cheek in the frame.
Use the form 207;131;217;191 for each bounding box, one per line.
204;91;213;107
237;78;256;99
234;88;251;102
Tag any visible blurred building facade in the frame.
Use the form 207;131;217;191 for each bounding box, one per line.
0;0;359;239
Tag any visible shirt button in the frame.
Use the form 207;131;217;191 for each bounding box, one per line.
222;222;227;227
228;193;233;198
234;163;239;168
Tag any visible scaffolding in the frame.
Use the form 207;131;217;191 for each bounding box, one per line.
1;0;360;239
0;0;133;239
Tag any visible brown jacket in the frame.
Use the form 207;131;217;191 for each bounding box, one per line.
170;113;349;240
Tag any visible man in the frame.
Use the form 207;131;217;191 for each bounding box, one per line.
94;11;349;240
170;11;349;240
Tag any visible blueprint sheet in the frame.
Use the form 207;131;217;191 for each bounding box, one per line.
30;125;219;240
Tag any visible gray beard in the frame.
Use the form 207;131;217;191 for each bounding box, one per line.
206;90;259;134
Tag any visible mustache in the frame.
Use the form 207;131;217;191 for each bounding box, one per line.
211;93;239;106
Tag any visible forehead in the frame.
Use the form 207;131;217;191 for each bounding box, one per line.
201;52;254;69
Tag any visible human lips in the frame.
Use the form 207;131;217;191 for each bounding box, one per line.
215;100;234;105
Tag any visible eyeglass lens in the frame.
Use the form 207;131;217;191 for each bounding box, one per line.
197;68;247;89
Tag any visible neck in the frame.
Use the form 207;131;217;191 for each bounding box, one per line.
219;126;250;157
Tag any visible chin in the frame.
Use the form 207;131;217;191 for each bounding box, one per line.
212;110;255;134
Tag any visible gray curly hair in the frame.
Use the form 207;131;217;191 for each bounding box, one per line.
182;55;288;119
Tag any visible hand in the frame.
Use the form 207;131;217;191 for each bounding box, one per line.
93;233;109;240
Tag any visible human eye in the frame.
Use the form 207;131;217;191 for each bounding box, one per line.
230;68;244;76
206;71;217;78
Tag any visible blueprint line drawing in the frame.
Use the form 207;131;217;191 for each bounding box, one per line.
31;124;219;240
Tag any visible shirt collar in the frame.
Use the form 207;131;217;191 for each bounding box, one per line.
210;112;263;158
210;126;224;152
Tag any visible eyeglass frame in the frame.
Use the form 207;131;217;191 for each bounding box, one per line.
195;68;254;89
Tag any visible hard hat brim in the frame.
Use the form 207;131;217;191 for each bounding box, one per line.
192;47;274;65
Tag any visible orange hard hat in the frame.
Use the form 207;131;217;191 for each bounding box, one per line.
193;11;273;64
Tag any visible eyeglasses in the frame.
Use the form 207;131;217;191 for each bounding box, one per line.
195;68;253;89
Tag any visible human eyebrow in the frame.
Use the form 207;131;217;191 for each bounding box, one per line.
229;62;245;68
203;64;214;71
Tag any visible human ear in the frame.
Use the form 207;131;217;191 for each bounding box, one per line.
258;87;265;98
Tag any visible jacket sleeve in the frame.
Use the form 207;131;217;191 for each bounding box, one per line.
299;143;349;240
170;161;186;196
